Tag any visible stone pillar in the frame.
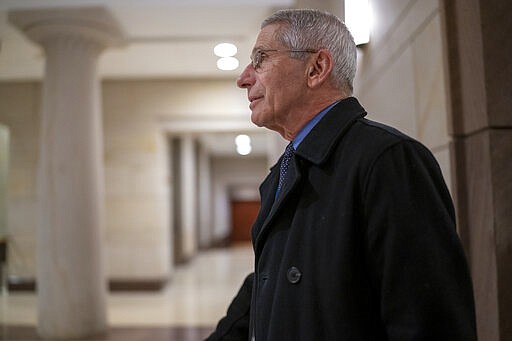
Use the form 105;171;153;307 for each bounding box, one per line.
198;144;213;248
180;134;197;260
0;125;8;239
0;125;8;291
8;7;124;339
440;0;512;340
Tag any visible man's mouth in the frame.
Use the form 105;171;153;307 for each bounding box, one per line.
249;96;263;109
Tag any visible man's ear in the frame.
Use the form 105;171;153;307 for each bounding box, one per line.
307;49;333;88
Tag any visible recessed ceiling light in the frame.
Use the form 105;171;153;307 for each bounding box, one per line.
217;57;239;71
214;43;238;57
235;134;252;156
235;134;250;145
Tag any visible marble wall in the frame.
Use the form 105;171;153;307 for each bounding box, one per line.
354;0;452;190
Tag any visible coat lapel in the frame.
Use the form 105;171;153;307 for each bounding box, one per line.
251;97;367;251
253;156;301;250
251;166;278;244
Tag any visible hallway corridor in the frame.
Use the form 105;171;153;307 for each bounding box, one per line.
0;244;254;340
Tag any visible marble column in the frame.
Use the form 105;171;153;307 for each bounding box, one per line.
180;134;198;260
197;144;213;248
0;125;8;239
8;7;124;339
440;0;512;340
0;125;8;291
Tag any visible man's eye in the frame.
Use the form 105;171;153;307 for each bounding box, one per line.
257;52;268;68
251;50;269;70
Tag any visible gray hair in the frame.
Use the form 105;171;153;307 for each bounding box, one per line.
261;9;357;93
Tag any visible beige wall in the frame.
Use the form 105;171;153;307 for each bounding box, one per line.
0;78;264;282
0;82;40;277
354;0;452;190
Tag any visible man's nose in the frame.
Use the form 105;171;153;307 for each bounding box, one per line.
237;64;255;89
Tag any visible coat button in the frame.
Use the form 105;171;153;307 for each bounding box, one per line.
287;266;302;284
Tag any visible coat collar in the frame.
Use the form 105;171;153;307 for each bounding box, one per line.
252;97;367;250
294;96;367;165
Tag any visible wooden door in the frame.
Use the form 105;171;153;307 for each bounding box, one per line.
230;200;260;242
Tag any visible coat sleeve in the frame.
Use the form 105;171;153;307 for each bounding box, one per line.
362;140;477;340
204;272;253;341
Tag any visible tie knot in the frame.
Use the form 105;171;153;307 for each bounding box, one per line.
277;143;295;193
284;142;295;158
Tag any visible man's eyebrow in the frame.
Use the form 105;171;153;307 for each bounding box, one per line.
252;45;273;53
251;46;263;54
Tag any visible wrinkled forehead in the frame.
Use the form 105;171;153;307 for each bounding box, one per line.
252;24;283;52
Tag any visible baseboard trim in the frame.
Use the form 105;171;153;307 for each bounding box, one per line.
108;278;168;291
7;277;169;292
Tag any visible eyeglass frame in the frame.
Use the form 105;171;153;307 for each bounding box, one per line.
250;48;318;71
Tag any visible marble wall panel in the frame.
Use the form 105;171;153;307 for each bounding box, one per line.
442;0;488;136
105;165;166;198
357;0;438;89
453;131;499;341
412;15;450;150
7;233;36;277
432;146;452;194
369;0;412;44
442;1;512;338
103;79;248;118
105;197;167;232
359;45;417;138
105;198;170;278
480;0;512;127
490;130;512;338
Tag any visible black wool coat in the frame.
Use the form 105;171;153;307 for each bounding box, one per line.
206;97;476;341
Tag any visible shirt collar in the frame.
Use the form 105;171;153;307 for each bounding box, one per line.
292;100;341;149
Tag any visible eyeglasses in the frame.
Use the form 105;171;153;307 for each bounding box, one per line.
250;48;318;71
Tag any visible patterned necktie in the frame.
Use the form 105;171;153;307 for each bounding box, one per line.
277;143;295;193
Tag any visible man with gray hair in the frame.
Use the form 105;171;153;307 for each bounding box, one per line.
206;9;476;340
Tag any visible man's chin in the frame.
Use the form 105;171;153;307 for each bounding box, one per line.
250;113;265;127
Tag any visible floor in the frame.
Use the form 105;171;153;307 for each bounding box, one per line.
0;244;254;340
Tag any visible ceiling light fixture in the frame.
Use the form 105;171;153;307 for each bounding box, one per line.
235;134;252;156
214;43;237;57
217;56;239;71
214;42;239;71
345;0;372;46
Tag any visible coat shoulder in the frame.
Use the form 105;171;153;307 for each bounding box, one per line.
346;117;434;161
